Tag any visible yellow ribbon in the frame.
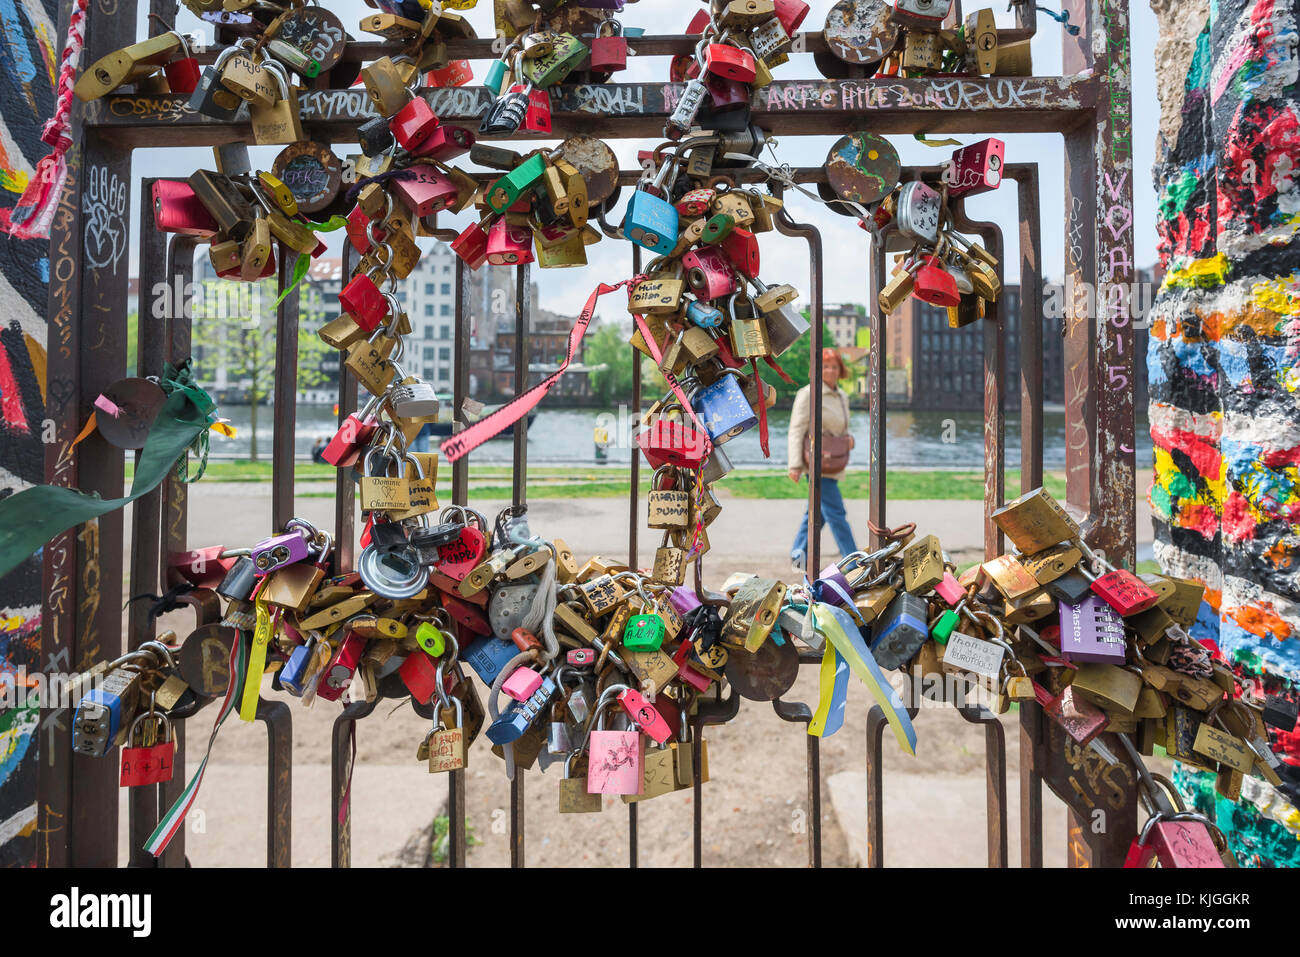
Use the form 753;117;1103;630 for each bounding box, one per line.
239;596;274;722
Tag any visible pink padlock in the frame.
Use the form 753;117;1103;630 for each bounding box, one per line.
683;246;738;301
947;137;1005;199
391;166;459;217
485;220;535;266
587;729;644;795
502;665;544;701
618;689;673;744
935;570;965;606
389;96;440;151
522;87;552;135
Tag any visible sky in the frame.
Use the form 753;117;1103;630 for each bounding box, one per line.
130;0;1161;324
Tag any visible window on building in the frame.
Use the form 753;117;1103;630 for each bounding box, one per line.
425;283;435;295
424;304;434;316
440;305;451;316
440;324;451;339
439;347;450;361
440;283;451;295
423;325;433;339
424;346;436;361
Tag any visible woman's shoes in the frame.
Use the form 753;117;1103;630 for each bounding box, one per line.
791;553;806;577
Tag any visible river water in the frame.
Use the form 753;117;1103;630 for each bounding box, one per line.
213;404;1154;469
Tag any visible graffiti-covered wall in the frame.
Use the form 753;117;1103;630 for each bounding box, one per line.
1150;0;1300;864
0;0;58;868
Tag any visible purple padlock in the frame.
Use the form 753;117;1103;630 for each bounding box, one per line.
251;527;312;575
668;584;702;617
816;563;852;605
1058;594;1127;664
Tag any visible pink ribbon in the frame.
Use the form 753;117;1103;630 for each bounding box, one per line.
439;279;633;463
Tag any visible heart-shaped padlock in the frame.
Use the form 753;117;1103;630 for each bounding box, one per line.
434;526;488;582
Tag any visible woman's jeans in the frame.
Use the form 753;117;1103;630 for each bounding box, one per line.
791;477;858;566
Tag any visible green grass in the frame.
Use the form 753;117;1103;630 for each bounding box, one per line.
133;461;1066;501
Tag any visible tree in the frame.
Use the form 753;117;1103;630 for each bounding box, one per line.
190;274;331;461
585;321;660;406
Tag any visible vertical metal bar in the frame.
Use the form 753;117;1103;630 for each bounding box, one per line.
257;698;292;867
127;180;166;866
271;246;300;531
334;243;359;573
510;263;529;868
774;199;823;572
805;733;822;867
41;0;134;861
159;233;200;869
448;256;470;869
867;242;887;547
332;698;375;867
864;706;887;866
1019;702;1045;868
1015;166;1044;494
627;244;641;870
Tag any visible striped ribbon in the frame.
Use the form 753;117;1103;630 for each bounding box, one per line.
145;634;248;857
812;602;917;756
809;640;849;737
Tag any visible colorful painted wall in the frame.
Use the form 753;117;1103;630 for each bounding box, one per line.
0;0;57;868
1150;0;1300;864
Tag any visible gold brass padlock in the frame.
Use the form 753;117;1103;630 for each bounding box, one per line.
239;213;272;281
220;49;278;109
361;56;414;117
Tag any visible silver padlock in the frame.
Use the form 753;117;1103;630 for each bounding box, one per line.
750;17;791;60
387;348;441;420
489;578;541;640
702;443;734;484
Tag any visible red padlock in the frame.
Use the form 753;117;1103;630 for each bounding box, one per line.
912;254;961;307
316;631;368;702
216;254;275;280
590;21;628;73
391;166;459;216
389;96;440;151
398;649;440;704
670;53;702;82
163;54;201;95
637;419;709;470
339;265;390;331
451;220;489;269
119;712;175;787
704;43;757;83
676;188;715;218
685;8;711;33
720;227;760;279
485;220;535;266
434;525;488;582
426;60;473;87
322;404;380;468
947;137;1005;199
1126;815;1226;868
152;180;218;237
346;204;388;254
411;123;474;161
1091;568;1160;616
169;546;241;588
617;688;674;744
704;73;751;111
521;87;552;135
773;0;810;34
441;593;493;636
683;245;738;301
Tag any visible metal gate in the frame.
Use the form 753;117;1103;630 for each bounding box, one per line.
37;0;1140;867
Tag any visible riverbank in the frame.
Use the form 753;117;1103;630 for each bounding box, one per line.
128;461;1070;501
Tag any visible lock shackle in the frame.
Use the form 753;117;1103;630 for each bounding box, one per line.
1116;732;1178;818
128;703;172;743
261;58;290;101
136;639;178;672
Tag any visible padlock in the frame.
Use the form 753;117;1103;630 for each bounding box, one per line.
913;253;961;307
647;466;691;529
389;95;440;151
251;523;314;575
871;592;928;670
358;115;397;157
427;697;467;773
219;45;278;108
391;166;459;218
727;295;770;359
315;631;368;702
686;298;725;329
895;181;943;245
74;32;180;100
625;158;680;256
522;87;553;135
628;259;686;315
486;219;536;266
751;16;792;61
152;180;219;237
519;32;589;87
162;32;201;95
362;55;415;117
990;487;1080;554
587;703;644;795
1058;594;1127;663
248;64;302;145
399;648;442;704
703;73;751;112
411;123;475;162
486;152;546;214
750;278;807;356
483;41;518;95
73;666;143;757
684;246;738;301
188;64;243;120
690;368;757;444
479;79;531;135
359;444;412;514
590;19;629;73
772;0;810;32
451;218;490;269
345;323;399;397
339;261;392;332
947;137;1005;199
1086;561;1161;617
119;708;175;787
704;40;757;83
618;688;673;743
486;675;556;744
188;169;256;241
720;227;760;279
667;76;710;140
502;664;545;701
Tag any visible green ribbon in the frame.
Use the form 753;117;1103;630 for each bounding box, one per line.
0;371;213;580
273;214;348;308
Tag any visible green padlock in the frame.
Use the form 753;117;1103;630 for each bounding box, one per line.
931;609;960;645
519;33;588;88
415;620;446;656
623;613;666;652
487;152;547;214
702;213;735;245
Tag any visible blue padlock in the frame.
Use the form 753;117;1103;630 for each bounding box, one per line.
72;686;127;757
689;368;757;445
463;637;519;686
624;158;679;256
487;675;556;744
279;640;314;696
686;298;725;329
869;592;929;670
483;55;510;96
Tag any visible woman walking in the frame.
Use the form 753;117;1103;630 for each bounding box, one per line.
787;348;859;574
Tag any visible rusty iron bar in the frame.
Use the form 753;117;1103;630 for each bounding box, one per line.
509;262;530;869
772;646;826;867
447;255;471;869
158;231;202;869
628;242;642;869
956;701;1009;868
331;697;377;867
